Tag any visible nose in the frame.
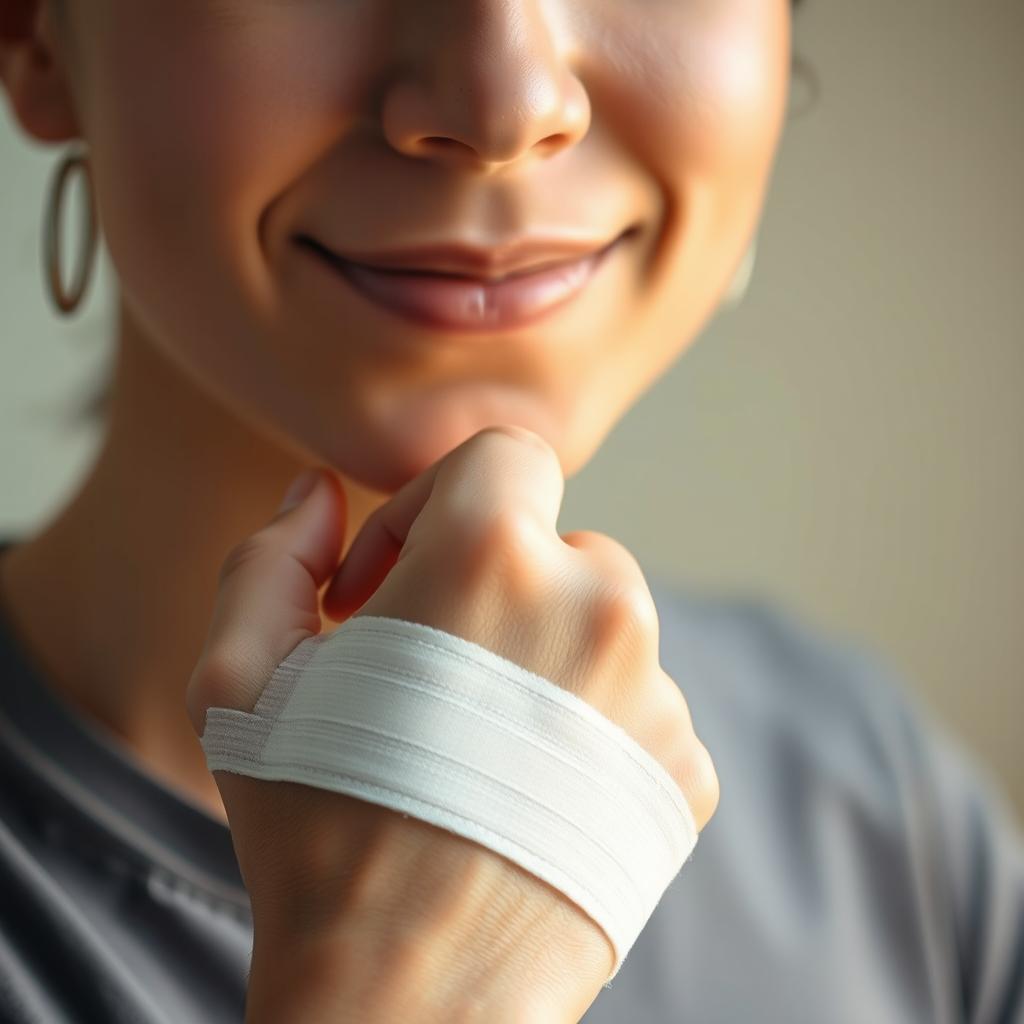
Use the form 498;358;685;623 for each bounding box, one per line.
379;0;591;172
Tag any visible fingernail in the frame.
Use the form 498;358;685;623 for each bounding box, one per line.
277;468;322;515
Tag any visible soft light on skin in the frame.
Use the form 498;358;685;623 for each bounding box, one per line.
0;0;793;820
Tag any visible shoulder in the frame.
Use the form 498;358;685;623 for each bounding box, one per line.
638;572;1024;1018
587;572;1024;1020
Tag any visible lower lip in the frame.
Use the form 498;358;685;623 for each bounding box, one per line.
296;233;627;333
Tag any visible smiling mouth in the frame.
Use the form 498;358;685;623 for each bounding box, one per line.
294;227;637;333
296;228;632;281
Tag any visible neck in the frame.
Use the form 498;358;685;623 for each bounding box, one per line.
0;295;388;824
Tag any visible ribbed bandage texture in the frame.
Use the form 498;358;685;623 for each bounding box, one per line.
200;614;699;983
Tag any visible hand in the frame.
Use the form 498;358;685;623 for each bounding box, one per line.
186;425;720;1023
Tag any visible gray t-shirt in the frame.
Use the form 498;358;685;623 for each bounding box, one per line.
0;533;1022;1023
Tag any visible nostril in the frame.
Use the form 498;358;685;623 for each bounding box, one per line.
419;136;474;156
537;132;570;154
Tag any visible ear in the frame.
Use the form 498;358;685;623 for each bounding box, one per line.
0;0;81;143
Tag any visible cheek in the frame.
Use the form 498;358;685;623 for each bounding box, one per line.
582;2;789;174
577;1;790;364
81;4;373;312
74;5;387;430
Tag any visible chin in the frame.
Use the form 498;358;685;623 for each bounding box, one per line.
322;400;569;495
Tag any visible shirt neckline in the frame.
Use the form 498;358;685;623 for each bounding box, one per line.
0;536;249;907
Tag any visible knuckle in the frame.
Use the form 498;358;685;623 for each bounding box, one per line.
599;532;644;572
457;507;545;577
588;578;660;655
468;424;560;471
476;423;550;452
478;506;544;553
216;535;264;586
440;508;547;604
668;736;720;832
188;648;245;719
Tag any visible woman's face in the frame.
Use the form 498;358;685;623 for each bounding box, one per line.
45;0;790;491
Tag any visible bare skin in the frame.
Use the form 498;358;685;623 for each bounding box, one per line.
0;0;792;827
0;309;385;822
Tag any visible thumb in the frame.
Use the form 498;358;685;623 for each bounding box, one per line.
186;467;346;737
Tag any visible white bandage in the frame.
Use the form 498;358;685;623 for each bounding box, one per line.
199;615;698;983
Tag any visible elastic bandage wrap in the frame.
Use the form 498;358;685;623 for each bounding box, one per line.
199;615;699;983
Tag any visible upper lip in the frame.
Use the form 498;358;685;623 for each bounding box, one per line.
298;230;629;282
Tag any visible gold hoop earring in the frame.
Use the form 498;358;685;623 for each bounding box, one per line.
43;147;98;316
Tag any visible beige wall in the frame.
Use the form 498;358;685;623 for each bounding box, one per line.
2;1;1022;819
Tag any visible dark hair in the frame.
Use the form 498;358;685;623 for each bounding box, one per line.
68;0;815;431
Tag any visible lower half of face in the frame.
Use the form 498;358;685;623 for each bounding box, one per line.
81;0;791;493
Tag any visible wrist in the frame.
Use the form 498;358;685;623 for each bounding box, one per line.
245;923;554;1023
243;812;611;1022
246;909;592;1024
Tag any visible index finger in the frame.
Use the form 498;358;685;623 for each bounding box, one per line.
322;424;564;620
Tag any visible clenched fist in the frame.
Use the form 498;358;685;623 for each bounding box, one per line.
186;425;719;1023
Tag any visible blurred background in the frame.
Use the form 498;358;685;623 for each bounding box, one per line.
2;1;1022;818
